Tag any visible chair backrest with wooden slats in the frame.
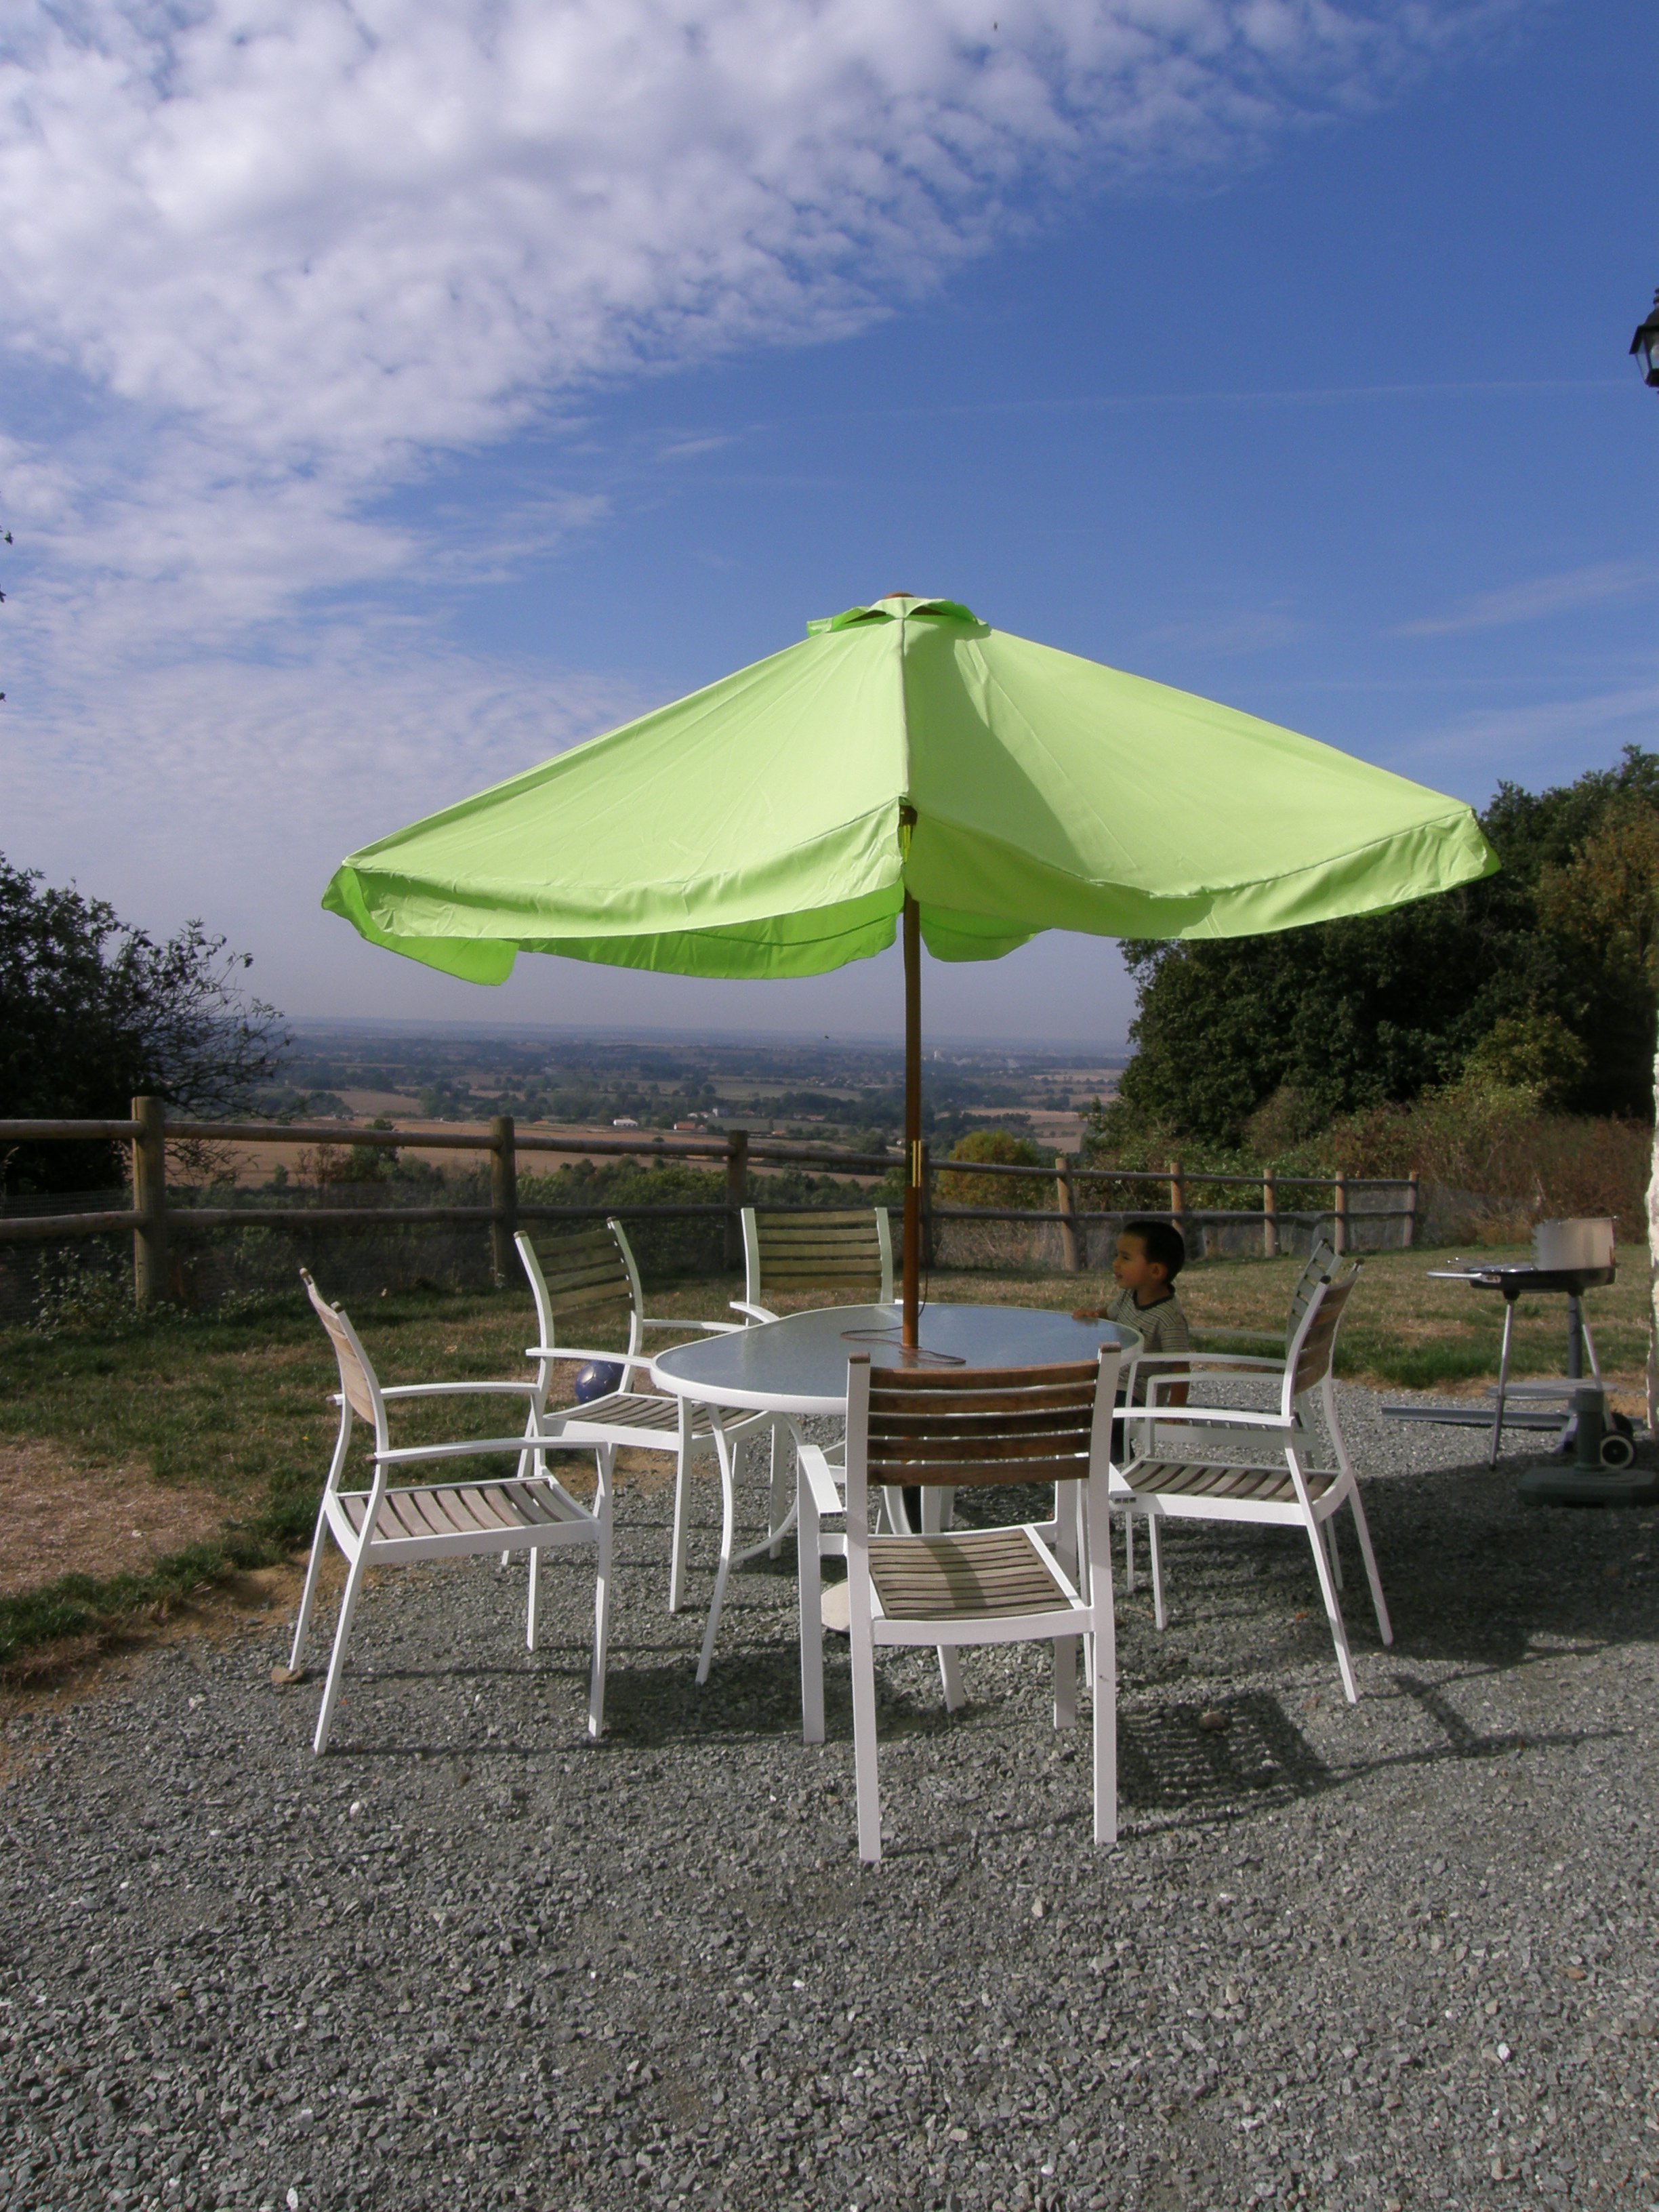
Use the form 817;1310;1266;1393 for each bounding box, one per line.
743;1206;893;1309
848;1351;1120;1503
1286;1237;1338;1345
302;1268;385;1437
516;1223;642;1357
1286;1267;1361;1406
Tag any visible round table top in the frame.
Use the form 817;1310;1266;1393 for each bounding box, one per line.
650;1302;1143;1418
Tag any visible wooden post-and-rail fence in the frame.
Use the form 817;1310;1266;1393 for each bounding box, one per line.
0;1100;1420;1307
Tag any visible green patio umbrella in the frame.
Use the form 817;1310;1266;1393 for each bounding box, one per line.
324;593;1497;1342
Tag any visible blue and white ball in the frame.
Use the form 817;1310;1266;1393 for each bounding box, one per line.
572;1359;625;1405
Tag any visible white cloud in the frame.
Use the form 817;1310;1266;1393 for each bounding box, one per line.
1397;560;1654;637
1147;603;1309;655
1402;682;1659;778
0;0;1536;1008
0;0;1526;623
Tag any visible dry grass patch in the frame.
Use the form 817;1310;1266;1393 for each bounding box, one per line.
0;1443;246;1597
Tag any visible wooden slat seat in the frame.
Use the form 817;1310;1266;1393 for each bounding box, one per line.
868;1528;1070;1619
546;1391;721;1437
335;1477;585;1543
1123;1460;1338;1506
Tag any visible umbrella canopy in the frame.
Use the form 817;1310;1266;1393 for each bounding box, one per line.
325;594;1494;981
324;594;1497;1339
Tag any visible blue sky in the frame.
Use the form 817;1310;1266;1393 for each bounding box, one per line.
3;0;1654;1049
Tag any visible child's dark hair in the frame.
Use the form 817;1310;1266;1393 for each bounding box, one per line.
1124;1217;1187;1282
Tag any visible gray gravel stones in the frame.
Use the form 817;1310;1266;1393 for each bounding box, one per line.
2;1389;1656;2211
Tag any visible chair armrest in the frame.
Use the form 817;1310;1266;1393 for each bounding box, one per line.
1119;1405;1294;1431
372;1435;564;1466
1132;1351;1282;1371
525;1346;654;1376
1189;1327;1284;1346
795;1442;846;1523
730;1300;779;1324
638;1315;743;1336
380;1381;541;1399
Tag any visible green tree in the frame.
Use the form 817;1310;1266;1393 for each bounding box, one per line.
0;858;289;1194
1101;747;1659;1148
935;1128;1048;1209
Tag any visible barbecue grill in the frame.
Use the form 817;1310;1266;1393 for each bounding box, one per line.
1389;1218;1652;1504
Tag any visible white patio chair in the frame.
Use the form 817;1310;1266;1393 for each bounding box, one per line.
733;1202;897;1553
796;1346;1124;1864
289;1269;613;1755
733;1205;895;1324
1113;1270;1392;1703
1118;1236;1338;1589
516;1221;769;1684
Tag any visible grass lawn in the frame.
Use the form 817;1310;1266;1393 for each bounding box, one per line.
930;1241;1648;1397
0;1243;1645;1658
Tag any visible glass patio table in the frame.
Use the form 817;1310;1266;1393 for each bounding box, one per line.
649;1300;1142;1418
650;1303;1142;1727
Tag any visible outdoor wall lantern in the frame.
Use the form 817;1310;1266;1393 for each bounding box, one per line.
1631;287;1659;388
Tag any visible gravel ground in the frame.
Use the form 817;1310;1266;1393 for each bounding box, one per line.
2;1387;1656;2212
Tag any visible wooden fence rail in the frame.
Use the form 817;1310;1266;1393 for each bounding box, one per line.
0;1103;1419;1303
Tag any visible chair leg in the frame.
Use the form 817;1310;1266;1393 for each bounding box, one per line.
1147;1515;1167;1631
850;1618;882;1865
312;1542;372;1755
1123;1508;1136;1593
1304;1512;1358;1703
1091;1601;1118;1849
938;1647;966;1712
1053;1635;1077;1729
1346;1488;1393;1648
588;1469;614;1741
1489;1298;1515;1468
526;1544;541;1654
695;1421;738;1686
288;1509;331;1674
798;1508;825;1749
1324;1515;1345;1591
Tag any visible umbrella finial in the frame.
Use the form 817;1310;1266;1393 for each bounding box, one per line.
880;590;914;600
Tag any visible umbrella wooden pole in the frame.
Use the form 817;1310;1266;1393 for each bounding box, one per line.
903;890;922;1349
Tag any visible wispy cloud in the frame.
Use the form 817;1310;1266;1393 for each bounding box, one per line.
1401;682;1659;777
0;1;1530;627
1396;562;1654;637
1147;605;1309;656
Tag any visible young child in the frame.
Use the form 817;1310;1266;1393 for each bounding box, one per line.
1073;1218;1190;1438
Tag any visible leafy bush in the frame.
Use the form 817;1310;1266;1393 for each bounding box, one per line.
935;1128;1050;1210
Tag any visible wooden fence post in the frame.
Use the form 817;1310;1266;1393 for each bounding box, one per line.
1332;1170;1348;1256
131;1094;168;1307
919;1140;935;1270
1404;1170;1420;1250
724;1129;749;1270
1262;1166;1277;1260
1168;1158;1188;1255
1055;1151;1082;1273
489;1113;517;1284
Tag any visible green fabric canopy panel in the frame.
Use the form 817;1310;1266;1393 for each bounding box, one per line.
323;596;1496;981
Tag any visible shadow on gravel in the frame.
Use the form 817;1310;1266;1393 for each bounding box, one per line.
1118;1692;1329;1821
